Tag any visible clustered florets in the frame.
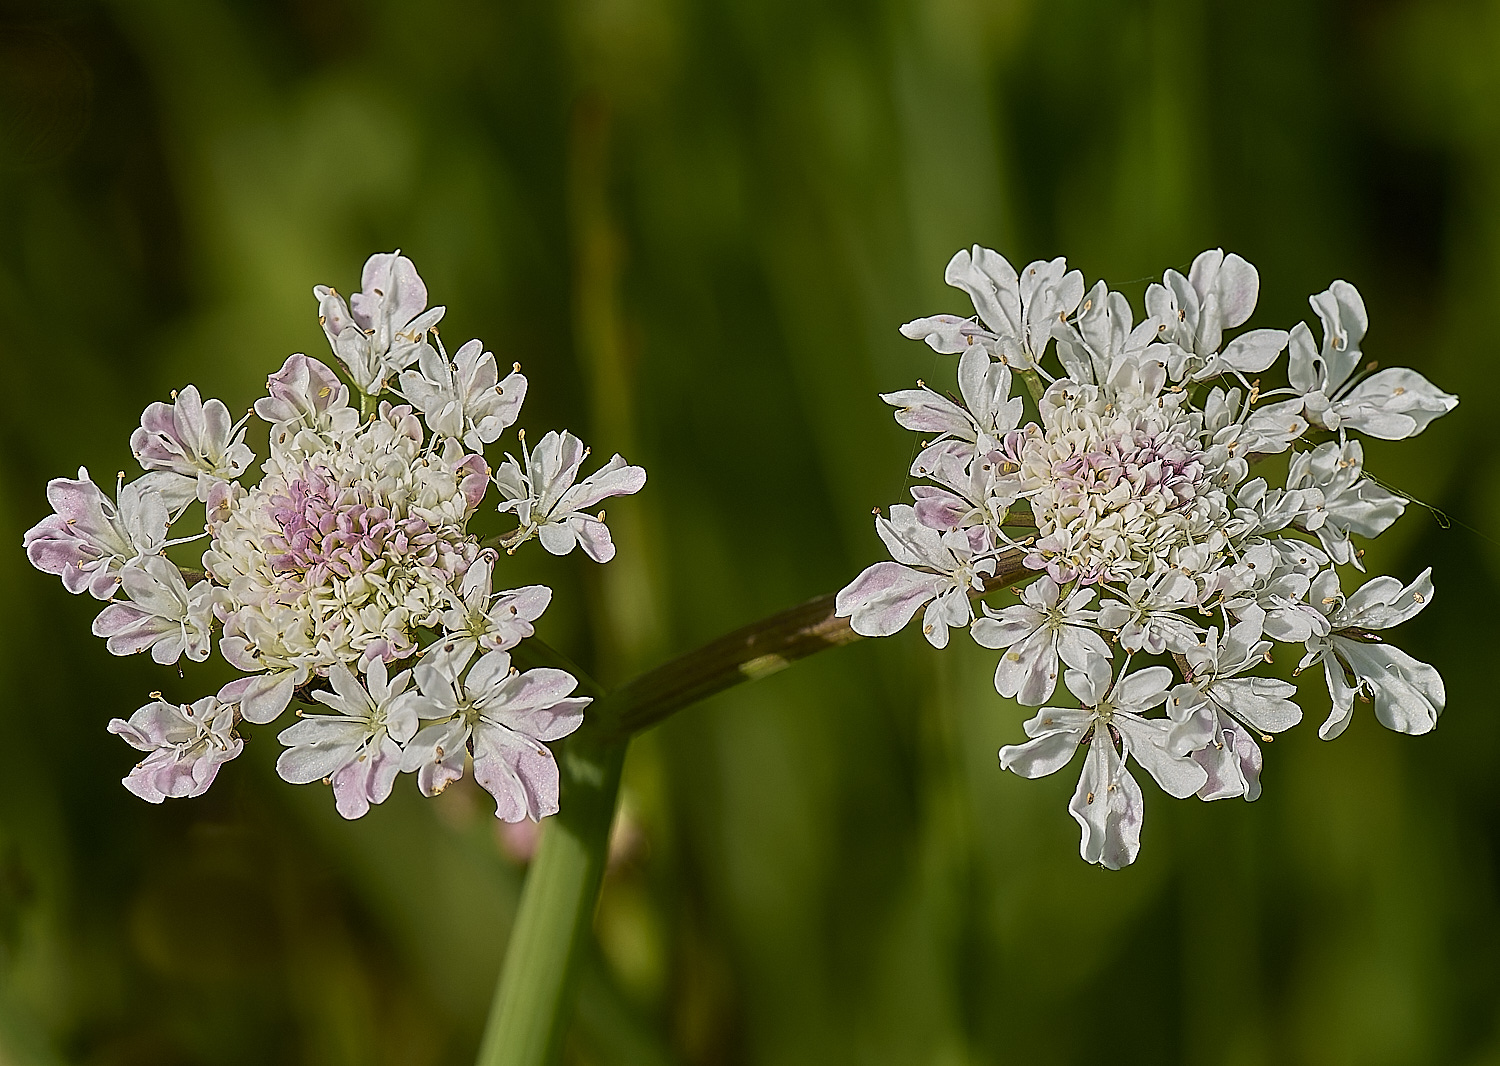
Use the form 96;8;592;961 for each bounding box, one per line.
837;247;1457;868
25;252;645;822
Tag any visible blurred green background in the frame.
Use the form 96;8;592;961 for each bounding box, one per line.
0;0;1492;1063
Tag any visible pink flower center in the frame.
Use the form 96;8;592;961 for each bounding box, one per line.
1047;432;1207;514
1004;415;1218;585
267;466;437;583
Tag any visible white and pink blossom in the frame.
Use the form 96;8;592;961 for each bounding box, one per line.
836;505;995;649
314;250;446;395
91;556;214;664
970;574;1111;705
400;338;527;450
401;645;591;822
492;429;646;563
108;697;242;803
999;659;1206;870
275;660;418;820
131;385;253;508
847;244;1456;867
1298;568;1443;740
26;251;643;817
23;470;170;599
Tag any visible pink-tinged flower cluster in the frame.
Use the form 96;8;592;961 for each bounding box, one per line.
1002;368;1239;586
24;251;646;824
840;246;1457;869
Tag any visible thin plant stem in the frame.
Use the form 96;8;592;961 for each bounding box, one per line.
475;704;624;1066
475;547;1033;1066
1017;366;1046;404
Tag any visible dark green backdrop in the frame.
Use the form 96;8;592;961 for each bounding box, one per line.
0;1;1491;1063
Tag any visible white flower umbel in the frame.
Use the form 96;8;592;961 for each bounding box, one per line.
1166;621;1301;802
399;338;527;451
836;505;996;649
1298;568;1443;740
1288;282;1458;440
1096;570;1202;655
970;575;1110;704
91;556;214;665
1008;358;1243;586
131;385;253;509
841;245;1457;867
901;248;1084;371
883;346;1025;465
24;251;646;820
1218;538;1331;643
24;469;170;599
315;251;446;396
205;396;489;722
422;550;553;665
1285;440;1405;570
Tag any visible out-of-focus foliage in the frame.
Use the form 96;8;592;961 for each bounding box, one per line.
0;0;1493;1063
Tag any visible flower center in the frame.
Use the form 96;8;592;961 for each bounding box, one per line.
1010;385;1228;584
207;434;483;668
266;467;438;583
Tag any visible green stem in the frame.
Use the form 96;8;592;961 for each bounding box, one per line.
476;548;1034;1066
1017;366;1047;404
475;715;625;1066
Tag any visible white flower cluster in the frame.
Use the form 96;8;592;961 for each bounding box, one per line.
25;252;645;822
838;247;1456;869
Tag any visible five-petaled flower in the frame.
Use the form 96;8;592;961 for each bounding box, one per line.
401;645;591;822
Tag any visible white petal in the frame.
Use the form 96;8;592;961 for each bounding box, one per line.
999;726;1081;779
1210;677;1302;734
1316;654;1359;741
1113;665;1173;714
993;627;1061;705
1336;367;1457;439
1213;328;1288;375
276;739;360;785
835;562;944;639
1335;639;1444;736
1115;715;1207;799
1068;735;1144;870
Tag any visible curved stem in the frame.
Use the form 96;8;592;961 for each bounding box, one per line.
606;548;1033;738
476;548;1033;1066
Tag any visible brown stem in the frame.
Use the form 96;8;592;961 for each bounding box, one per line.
606;547;1034;737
